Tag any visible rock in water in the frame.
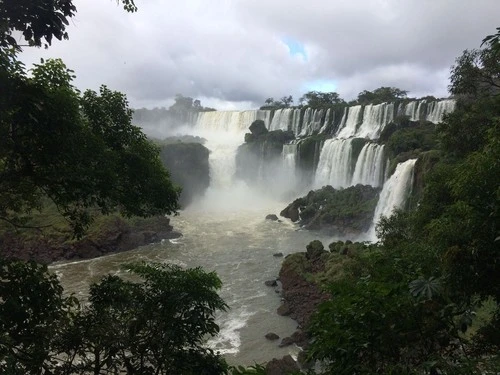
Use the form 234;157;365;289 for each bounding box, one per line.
265;214;279;221
265;332;280;341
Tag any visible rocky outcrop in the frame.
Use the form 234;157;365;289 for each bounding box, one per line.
265;355;299;375
277;241;331;328
159;142;210;208
0;215;180;264
235;120;294;186
280;184;380;235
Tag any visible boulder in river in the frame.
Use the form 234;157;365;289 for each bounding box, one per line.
265;214;279;221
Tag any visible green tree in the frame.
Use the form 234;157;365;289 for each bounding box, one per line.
356;86;408;105
0;0;137;50
0;260;229;374
0;58;180;236
0;259;74;374
299;91;344;107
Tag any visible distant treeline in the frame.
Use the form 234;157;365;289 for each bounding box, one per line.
260;87;444;110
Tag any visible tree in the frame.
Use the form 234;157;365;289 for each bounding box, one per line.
0;58;180;236
0;259;73;374
280;95;294;107
0;0;137;50
356;86;408;105
449;48;500;99
299;91;344;107
0;259;229;374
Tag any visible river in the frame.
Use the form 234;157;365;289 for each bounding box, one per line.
50;188;334;365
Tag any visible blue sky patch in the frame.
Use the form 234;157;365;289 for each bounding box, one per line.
304;79;338;93
282;36;307;61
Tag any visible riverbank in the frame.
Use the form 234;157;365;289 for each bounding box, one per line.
0;214;181;264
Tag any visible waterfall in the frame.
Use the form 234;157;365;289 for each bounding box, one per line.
426;99;456;123
368;159;417;240
355;103;394;139
318;108;332;134
282;143;298;184
336;105;362;138
269;108;292;131
299;108;325;136
194;111;258;188
351;143;385;187
404;101;419;121
291;109;302;135
314;139;355;189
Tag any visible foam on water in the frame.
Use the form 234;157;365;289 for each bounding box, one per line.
207;308;256;355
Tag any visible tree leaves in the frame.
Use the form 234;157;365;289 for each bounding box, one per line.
409;277;442;300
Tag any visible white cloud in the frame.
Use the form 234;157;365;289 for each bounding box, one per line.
19;0;500;108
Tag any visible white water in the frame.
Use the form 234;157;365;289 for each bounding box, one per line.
282;143;297;182
351;143;385;187
314;138;354;189
336;105;362;138
269;108;292;131
367;159;417;240
426;99;456;123
356;103;394;139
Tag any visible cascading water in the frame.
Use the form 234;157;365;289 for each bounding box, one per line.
268;108;292;131
426;99;456;123
367;158;417;240
336;105;362;138
318;108;332;134
351;143;385;187
404;101;419;121
314;138;355;188
356;103;394;139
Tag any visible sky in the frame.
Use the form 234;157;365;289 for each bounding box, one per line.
19;0;500;110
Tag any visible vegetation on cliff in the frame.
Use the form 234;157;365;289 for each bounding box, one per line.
235;120;294;184
280;185;379;234
297;32;500;374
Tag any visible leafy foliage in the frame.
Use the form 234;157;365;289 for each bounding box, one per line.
0;0;136;50
307;32;500;374
0;58;180;236
356;86;408;105
299;91;345;108
0;260;229;375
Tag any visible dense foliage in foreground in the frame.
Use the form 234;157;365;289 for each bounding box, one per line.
305;34;500;374
0;260;230;374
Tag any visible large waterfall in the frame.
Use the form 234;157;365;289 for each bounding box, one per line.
367;158;417;240
314;139;355;189
351;143;385;187
185;98;454;222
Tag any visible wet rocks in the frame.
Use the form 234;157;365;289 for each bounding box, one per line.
265;279;278;287
265;332;280;341
265;214;279;221
265;355;299;375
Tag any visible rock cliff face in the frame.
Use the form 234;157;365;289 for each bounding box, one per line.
0;216;180;264
277;240;331;328
235;120;295;186
280;184;379;236
159;142;210;208
277;240;365;328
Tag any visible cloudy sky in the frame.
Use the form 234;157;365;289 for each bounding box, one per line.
19;0;500;110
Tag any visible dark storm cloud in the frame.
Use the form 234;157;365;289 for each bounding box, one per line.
19;0;500;109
